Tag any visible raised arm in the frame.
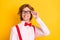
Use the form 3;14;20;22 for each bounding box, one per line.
31;11;50;37
35;17;50;37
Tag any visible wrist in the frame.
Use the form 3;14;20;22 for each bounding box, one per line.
36;16;40;20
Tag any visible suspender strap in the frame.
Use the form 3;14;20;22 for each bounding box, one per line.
16;25;35;40
32;25;36;33
16;25;22;40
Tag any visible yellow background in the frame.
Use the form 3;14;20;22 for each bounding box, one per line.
0;0;60;40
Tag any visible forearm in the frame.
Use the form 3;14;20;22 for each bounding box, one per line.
36;17;50;36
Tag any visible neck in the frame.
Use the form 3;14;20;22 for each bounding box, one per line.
24;20;31;23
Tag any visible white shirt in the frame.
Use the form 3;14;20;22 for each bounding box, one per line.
10;17;50;40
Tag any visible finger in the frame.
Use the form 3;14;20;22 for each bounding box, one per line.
31;11;34;14
31;11;36;15
33;11;37;15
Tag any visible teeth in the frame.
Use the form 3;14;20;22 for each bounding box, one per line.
24;16;28;18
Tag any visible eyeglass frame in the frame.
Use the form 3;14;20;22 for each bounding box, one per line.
21;10;32;14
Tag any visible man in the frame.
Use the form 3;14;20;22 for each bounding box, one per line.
10;4;50;40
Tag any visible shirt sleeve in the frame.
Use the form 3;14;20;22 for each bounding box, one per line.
10;26;19;40
35;17;50;37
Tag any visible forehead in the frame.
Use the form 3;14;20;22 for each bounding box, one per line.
23;7;31;11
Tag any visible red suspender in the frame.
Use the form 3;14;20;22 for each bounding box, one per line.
16;25;22;40
16;25;35;40
32;25;36;33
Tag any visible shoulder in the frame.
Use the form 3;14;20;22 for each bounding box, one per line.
32;25;36;30
11;26;17;32
11;23;21;31
11;23;20;31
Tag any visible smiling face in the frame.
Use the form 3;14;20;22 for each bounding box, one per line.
18;4;34;21
22;7;32;21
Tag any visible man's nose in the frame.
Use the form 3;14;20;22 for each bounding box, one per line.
24;13;28;15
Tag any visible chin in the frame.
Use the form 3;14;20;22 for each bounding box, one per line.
23;19;30;21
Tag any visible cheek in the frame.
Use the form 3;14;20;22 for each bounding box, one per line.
21;14;24;18
28;14;31;18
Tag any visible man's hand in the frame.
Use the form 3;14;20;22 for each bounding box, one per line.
31;11;39;19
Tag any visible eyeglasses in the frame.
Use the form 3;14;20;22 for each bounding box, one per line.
22;10;31;14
